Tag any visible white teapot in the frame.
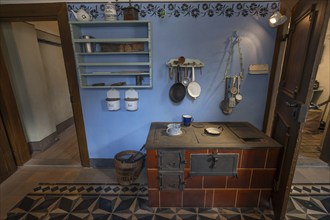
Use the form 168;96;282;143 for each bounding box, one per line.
71;8;92;21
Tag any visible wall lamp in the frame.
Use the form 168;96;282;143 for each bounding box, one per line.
269;11;287;27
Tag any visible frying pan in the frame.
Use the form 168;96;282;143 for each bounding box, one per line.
187;65;201;99
204;126;224;135
169;70;186;103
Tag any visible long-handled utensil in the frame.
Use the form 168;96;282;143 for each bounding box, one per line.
182;65;190;86
126;145;146;162
187;64;201;99
220;77;233;114
235;76;243;102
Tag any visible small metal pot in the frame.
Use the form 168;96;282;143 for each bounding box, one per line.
81;35;95;53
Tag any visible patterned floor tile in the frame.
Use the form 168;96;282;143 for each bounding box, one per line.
291;184;330;196
9;183;330;220
286;184;330;220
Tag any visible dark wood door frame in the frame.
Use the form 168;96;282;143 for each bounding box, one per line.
0;71;18;183
264;0;329;219
0;3;90;167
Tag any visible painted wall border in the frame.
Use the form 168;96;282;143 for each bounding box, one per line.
68;2;279;19
1;0;280;4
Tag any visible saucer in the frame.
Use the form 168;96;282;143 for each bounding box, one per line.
166;129;183;136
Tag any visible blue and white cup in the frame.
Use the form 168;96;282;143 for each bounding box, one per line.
166;123;181;135
182;114;194;126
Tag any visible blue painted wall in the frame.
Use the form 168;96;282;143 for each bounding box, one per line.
68;2;278;158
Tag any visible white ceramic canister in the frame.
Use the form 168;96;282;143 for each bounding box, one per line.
106;89;120;111
106;98;120;111
125;89;138;111
125;98;139;111
104;1;117;21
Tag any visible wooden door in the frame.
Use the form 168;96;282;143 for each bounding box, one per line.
0;112;17;183
0;44;31;166
271;0;329;219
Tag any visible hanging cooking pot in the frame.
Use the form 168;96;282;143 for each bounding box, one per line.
187;65;201;99
169;70;186;103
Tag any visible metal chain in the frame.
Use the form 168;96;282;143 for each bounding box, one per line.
224;34;244;79
224;36;234;78
237;36;244;79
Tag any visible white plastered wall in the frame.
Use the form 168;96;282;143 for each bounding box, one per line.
36;28;73;126
0;22;56;141
315;20;330;123
0;21;73;143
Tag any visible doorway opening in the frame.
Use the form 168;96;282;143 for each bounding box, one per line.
0;21;80;166
293;20;330;183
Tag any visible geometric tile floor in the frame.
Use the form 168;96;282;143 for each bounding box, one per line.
6;183;330;220
286;184;330;220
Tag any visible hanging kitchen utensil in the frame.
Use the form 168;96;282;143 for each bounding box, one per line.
178;56;185;65
229;76;237;108
169;68;186;103
230;76;238;95
178;56;185;84
220;76;232;114
235;76;243;102
220;33;244;114
187;64;201;99
169;64;174;80
229;92;236;108
182;66;190;87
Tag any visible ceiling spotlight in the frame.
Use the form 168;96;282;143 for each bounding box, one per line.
269;11;287;27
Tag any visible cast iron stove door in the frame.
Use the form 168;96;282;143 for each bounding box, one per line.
190;153;238;176
158;150;185;190
158;150;185;170
159;172;184;190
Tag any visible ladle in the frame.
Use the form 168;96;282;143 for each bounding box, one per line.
235;76;243;102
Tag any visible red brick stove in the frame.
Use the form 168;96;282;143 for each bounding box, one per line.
145;122;282;209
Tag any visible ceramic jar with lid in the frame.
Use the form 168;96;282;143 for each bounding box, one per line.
104;1;117;21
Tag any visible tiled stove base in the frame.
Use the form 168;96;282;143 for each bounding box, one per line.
147;148;281;208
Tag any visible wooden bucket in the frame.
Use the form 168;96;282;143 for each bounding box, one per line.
114;150;144;186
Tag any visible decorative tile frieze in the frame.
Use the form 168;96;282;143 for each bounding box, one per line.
7;183;330;219
67;2;279;20
33;183;148;196
291;184;330;196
